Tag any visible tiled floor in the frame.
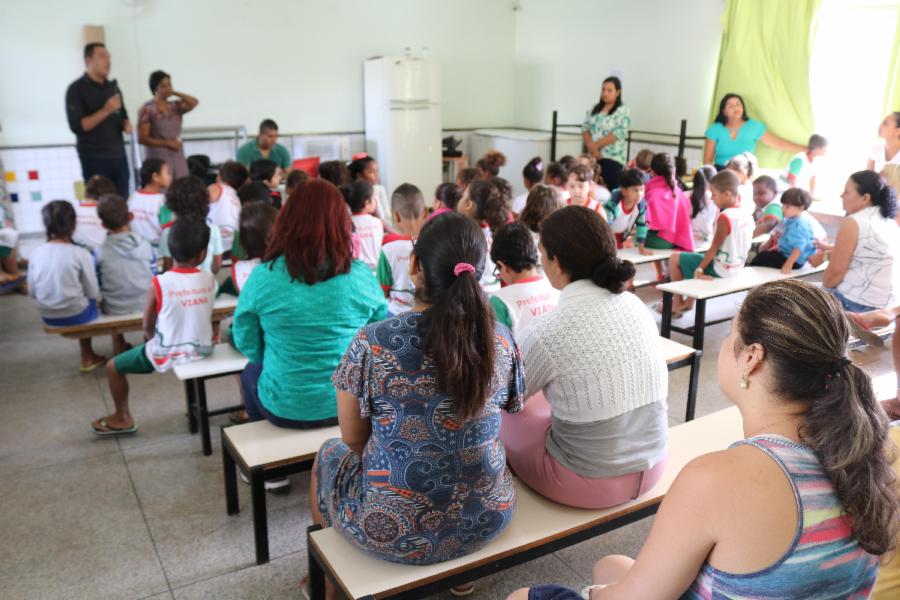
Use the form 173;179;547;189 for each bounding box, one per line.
0;265;894;599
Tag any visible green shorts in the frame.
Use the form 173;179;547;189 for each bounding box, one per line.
643;230;675;250
114;343;155;374
678;252;719;279
0;245;11;258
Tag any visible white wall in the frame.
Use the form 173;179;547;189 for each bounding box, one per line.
513;0;724;137
0;0;517;146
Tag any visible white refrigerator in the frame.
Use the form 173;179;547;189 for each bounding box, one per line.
364;56;442;206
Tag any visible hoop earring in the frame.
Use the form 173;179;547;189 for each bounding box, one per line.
739;373;749;389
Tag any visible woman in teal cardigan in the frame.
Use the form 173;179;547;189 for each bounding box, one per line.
232;179;387;433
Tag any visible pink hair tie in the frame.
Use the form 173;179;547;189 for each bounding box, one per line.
453;262;476;277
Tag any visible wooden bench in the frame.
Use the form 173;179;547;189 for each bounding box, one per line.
222;421;340;564
307;406;744;600
42;296;239;352
657;265;826;350
220;335;699;566
173;343;249;456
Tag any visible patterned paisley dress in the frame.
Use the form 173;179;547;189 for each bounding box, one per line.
317;312;525;565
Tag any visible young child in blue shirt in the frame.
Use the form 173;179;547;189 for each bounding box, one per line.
750;188;816;274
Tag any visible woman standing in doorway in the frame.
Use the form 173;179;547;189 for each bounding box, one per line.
137;70;199;180
582;77;630;190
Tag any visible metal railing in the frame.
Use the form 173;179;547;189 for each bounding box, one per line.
550;110;705;164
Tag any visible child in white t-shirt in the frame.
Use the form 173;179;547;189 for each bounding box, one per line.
457;177;513;292
667;170;754;314
91;216;217;436
781;134;827;194
129;159;171;247
565;164;603;213
208;160;248;252
377;184;426;315
512;156;544;216
489;222;560;334
689;165;718;244
343;180;383;270
222;202;277;296
73;175;116;251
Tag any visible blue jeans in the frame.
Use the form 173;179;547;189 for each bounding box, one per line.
240;362;338;429
825;287;877;313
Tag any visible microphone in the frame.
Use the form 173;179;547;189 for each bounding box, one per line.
110;79;122;115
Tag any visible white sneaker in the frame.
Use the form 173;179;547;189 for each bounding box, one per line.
239;472;291;493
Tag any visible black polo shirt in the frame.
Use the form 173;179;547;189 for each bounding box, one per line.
65;73;129;159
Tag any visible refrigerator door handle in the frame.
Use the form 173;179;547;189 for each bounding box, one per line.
389;106;430;111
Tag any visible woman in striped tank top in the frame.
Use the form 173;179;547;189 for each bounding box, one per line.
510;279;899;600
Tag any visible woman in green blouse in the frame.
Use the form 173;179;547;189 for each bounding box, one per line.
582;76;631;190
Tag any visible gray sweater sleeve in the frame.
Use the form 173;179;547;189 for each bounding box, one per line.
78;247;101;300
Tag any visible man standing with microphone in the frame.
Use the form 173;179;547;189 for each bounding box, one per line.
65;43;132;196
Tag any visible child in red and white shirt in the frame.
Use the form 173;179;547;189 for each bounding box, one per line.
565;164;603;213
489;222;560;334
343;180;383;270
91;216;217;436
129;159;171;247
208;160;248;252
74;175;116;250
377;184;426;315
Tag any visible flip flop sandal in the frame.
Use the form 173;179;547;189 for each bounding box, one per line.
91;418;138;437
450;583;475;597
80;357;107;373
847;313;884;348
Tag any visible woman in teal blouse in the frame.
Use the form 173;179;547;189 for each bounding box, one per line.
704;93;805;169
232;179;387;431
582;76;631;189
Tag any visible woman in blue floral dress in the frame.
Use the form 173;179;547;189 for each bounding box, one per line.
312;212;525;571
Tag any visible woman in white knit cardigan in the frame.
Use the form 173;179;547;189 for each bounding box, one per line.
500;205;669;509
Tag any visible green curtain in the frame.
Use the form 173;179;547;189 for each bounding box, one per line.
708;0;820;168
885;6;900;113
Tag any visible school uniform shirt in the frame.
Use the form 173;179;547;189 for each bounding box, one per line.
776;214;817;266
27;241;99;319
704;119;766;166
754;199;783;225
566;196;604;214
207;183;241;252
603;190;648;247
351;213;384;270
480;225;501;292
713;205;754;277
868;141;900;173
95;231;156;315
781;151;817;191
158;219;224;274
376;234;415;315
511;192;528;215
146;268;216;372
490;276;560;335
72;201;107;251
128;190;165;246
691;192;718;243
231;258;260;293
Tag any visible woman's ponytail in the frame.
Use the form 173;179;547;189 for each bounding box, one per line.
738;280;899;555
414;213;496;421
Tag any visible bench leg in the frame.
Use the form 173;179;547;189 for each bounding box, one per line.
251;468;269;564
692;299;707;351
223;430;239;515
197;379;212;456
185;380;198;434
660;291;673;338
684;351;702;422
308;525;326;600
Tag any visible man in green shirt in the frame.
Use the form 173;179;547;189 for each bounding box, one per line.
236;118;291;170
